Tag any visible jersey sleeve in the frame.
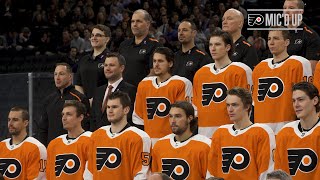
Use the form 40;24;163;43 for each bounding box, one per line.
274;132;290;174
83;138;94;180
132;135;151;180
46;142;54;180
132;82;145;125
151;143;161;173
236;64;253;91
207;130;220;177
256;126;276;180
27;143;47;180
176;78;193;102
314;62;320;91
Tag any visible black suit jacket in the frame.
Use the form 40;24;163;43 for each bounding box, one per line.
91;80;137;131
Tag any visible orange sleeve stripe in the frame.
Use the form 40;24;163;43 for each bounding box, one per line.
69;92;82;102
304;26;313;34
196;49;205;55
242;41;252;47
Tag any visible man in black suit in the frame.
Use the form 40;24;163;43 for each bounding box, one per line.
91;52;137;131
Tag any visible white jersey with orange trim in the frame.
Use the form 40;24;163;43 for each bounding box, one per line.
46;131;93;180
252;55;312;134
0;137;47;180
193;62;252;138
207;123;275;180
275;120;320;180
133;75;192;144
89;125;151;180
152;134;211;179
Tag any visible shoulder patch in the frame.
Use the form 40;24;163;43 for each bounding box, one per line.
242;41;251;47
196;49;206;56
149;38;159;42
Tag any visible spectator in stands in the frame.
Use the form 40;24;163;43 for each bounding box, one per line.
83;28;92;53
173;19;212;83
57;29;71;55
110;27;125;52
283;0;320;72
91;52;136;131
109;6;123;28
70;29;85;54
36;31;55;56
119;9;162;86
37;63;90;146
222;8;259;69
74;24;110;101
16;27;35;53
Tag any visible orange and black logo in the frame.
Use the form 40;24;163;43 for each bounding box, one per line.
288;148;318;176
55;154;80;177
202;83;228;106
0;158;22;179
222;147;250;173
96;147;122;170
161;158;190;179
146;97;171;119
257;77;284;102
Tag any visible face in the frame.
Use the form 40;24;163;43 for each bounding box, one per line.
131;12;150;37
153;53;173;76
90;28;109;49
107;98;129;124
283;0;303;24
54;65;72;89
62;106;83;131
8;111;28;136
70;48;77;57
292;90;318;119
178;21;196;44
222;9;243;33
226;95;248;122
169;107;191;135
209;36;230;61
268;31;289;56
104;57;124;81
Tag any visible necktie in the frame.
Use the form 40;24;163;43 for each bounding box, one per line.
101;85;113;113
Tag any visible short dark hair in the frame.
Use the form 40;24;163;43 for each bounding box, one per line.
105;52;126;66
292;82;320;112
107;91;131;108
153;47;175;72
92;24;111;37
181;19;197;30
269;26;290;40
170;101;198;133
10;106;29;120
267;169;292;180
63;100;87;117
227;87;252;113
210;29;234;57
55;63;72;74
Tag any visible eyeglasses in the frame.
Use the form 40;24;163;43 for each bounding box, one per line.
90;33;106;38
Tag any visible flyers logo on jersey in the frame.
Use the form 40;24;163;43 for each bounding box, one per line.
288;148;318;176
96;147;122;170
202;83;228;106
222;147;250;173
0;158;22;179
146;97;171;119
55;154;80;177
161;158;190;179
257;77;284;102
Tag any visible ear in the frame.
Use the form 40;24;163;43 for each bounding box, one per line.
313;96;319;106
79;114;84;122
192;30;197;37
124;106;130;114
24;120;29;127
169;61;173;68
226;44;231;52
120;65;125;72
188;115;193;124
285;39;290;47
105;37;110;44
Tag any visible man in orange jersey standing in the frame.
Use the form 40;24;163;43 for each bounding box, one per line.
152;101;211;179
208;87;275;180
133;47;193;145
193;30;252;138
252;27;312;134
90;91;151;179
46;101;93;179
275;82;320;179
0;107;47;179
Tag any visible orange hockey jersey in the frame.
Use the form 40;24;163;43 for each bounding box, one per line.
207;124;275;180
0;137;47;180
313;61;320;92
151;134;211;179
132;75;192;143
46;131;93;180
252;56;312;133
275;120;320;180
193;62;252;138
90;125;151;179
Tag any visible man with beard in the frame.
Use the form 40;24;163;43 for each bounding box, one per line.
0;107;47;179
151;101;211;179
